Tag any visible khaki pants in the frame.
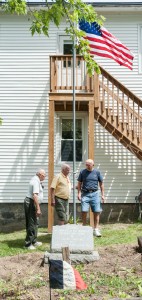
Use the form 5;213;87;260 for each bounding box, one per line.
55;196;69;222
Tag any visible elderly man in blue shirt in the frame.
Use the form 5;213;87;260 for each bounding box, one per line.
77;159;105;237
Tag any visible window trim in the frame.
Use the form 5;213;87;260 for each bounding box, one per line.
57;34;72;54
138;25;142;74
55;112;88;164
61;119;83;162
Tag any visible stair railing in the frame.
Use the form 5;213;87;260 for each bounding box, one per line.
50;55;93;92
98;66;142;145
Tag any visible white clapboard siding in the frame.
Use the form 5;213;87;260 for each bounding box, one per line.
93;13;142;203
95;122;142;203
0;12;142;204
0;14;66;203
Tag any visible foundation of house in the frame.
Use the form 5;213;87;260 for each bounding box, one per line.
0;203;140;233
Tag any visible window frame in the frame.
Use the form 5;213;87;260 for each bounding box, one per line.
61;118;83;162
57;34;72;54
55;112;88;164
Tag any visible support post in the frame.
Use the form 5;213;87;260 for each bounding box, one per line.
94;72;99;108
88;101;95;228
48;100;55;233
73;37;76;224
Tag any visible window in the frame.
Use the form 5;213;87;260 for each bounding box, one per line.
58;35;80;67
63;40;73;67
55;113;88;163
61;119;82;161
63;40;73;55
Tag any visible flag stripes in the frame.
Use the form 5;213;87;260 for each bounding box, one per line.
79;20;134;70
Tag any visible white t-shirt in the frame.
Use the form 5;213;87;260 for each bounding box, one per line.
26;175;43;203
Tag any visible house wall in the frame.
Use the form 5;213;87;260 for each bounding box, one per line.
95;122;142;203
0;13;65;204
94;11;142;98
93;10;142;204
0;10;142;230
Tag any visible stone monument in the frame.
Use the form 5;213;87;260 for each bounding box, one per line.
44;224;99;264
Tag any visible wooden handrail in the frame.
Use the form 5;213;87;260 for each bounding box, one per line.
99;66;142;144
50;55;94;93
100;66;142;107
99;81;142;122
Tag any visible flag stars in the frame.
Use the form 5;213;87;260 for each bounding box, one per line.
79;20;102;37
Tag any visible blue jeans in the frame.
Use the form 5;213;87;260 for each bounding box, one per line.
81;191;102;213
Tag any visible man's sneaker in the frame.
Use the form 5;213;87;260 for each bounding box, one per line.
93;228;101;237
27;244;36;250
34;241;42;247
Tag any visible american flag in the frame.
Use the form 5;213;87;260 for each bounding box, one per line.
79;20;134;70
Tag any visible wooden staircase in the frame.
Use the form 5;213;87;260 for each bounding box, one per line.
48;55;142;232
50;55;142;160
94;66;142;160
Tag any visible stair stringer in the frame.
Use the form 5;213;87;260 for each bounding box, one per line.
94;109;142;161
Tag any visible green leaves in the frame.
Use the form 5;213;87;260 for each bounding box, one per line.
138;284;142;296
2;0;27;15
30;4;65;36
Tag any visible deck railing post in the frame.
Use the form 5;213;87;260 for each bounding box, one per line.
50;56;55;92
94;72;99;108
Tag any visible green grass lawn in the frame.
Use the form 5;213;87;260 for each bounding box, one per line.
0;223;142;300
0;222;142;257
0;227;52;257
95;222;142;247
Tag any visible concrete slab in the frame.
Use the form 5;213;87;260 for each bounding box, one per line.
44;250;99;264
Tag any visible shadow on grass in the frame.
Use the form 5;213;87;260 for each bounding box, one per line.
3;238;25;249
1;234;52;249
38;234;52;244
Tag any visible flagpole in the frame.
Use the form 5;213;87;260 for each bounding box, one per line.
49;260;52;300
73;30;76;224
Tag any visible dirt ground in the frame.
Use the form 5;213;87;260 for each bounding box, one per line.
0;232;142;300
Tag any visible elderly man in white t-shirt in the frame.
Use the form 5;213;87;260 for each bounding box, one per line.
24;168;46;250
